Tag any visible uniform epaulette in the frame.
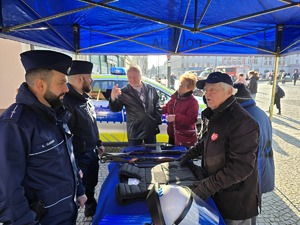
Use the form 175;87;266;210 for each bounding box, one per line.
2;103;23;122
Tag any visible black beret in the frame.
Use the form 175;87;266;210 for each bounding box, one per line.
68;60;93;75
196;72;233;89
233;83;252;102
20;50;72;75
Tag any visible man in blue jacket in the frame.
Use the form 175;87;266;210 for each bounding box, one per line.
0;50;86;224
234;83;275;194
63;60;105;217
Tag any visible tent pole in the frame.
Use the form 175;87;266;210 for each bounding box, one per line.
193;0;198;31
73;24;80;58
269;54;279;121
269;25;283;121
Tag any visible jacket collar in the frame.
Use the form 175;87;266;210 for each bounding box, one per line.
172;90;193;99
178;90;193;98
16;82;60;124
202;95;236;120
66;83;88;103
239;99;256;109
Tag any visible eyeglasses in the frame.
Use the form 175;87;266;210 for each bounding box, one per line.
179;83;188;88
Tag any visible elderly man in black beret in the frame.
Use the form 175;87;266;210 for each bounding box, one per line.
0;50;86;224
179;72;260;225
63;60;105;218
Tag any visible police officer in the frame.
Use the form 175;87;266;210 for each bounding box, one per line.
0;50;86;224
63;60;105;217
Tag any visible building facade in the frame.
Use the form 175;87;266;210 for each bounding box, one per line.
168;55;300;78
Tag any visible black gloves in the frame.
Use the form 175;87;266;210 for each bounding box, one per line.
192;181;212;201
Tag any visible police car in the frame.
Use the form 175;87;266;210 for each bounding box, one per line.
90;68;205;145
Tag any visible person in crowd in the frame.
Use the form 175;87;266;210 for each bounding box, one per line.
109;65;162;146
292;69;299;85
63;60;105;217
281;72;287;85
247;70;259;100
0;50;86;224
162;72;199;148
268;71;274;85
179;72;260;225
170;73;176;90
234;83;275;194
274;84;285;115
234;73;249;86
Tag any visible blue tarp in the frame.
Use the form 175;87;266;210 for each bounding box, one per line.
1;0;300;55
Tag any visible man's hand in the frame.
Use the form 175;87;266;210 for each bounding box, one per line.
77;194;87;208
97;145;106;156
96;145;105;160
192;181;212;201
111;84;122;101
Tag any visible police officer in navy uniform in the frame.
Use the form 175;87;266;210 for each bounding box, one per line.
0;50;86;224
63;60;105;217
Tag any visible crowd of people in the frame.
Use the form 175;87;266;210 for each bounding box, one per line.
0;49;282;225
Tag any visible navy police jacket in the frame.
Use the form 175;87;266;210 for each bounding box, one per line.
63;83;101;161
0;83;78;224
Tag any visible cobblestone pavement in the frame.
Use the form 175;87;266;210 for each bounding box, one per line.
77;81;300;225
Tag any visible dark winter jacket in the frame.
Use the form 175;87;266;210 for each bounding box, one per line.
63;83;101;162
248;75;259;94
275;85;285;99
240;99;275;193
162;91;198;138
0;83;78;224
293;72;299;80
109;82;162;140
185;96;260;220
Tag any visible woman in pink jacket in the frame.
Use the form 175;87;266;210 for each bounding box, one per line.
162;72;199;147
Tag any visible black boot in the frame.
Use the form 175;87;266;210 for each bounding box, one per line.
84;198;97;217
277;111;281;115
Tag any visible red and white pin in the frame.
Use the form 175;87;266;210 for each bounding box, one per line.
211;133;218;141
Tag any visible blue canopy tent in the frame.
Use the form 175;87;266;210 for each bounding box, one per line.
1;0;300;55
1;0;300;118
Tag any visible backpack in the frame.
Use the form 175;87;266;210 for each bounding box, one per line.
276;86;285;98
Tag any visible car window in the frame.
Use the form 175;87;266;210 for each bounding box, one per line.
91;80;128;100
156;89;171;105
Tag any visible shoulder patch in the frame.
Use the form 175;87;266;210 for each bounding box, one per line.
2;104;23;122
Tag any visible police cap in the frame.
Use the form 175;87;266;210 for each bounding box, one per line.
68;60;93;75
20;50;72;75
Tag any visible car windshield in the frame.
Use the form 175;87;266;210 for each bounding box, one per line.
91;80;128;100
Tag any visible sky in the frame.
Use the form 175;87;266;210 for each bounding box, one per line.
147;55;167;69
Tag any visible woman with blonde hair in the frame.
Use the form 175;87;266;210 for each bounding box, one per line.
162;72;199;148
